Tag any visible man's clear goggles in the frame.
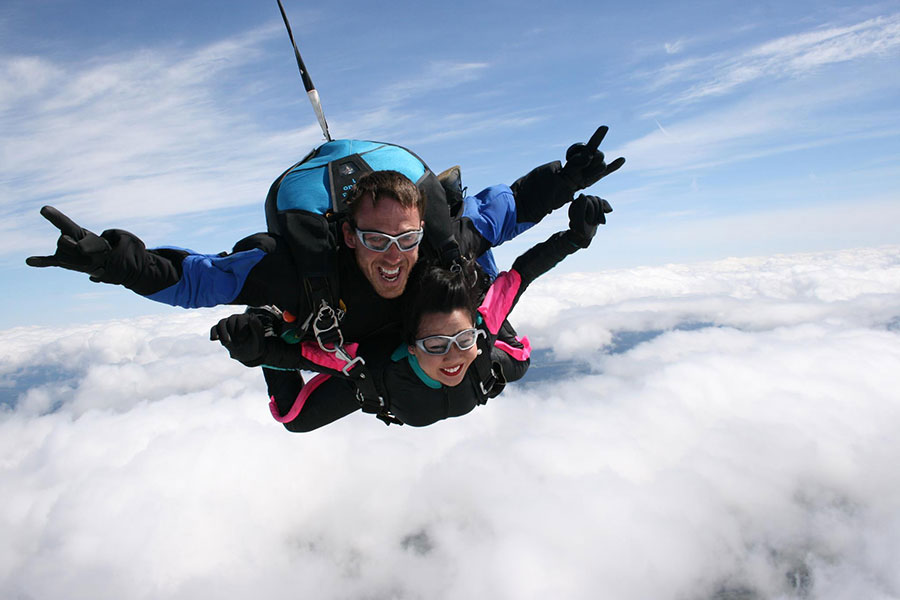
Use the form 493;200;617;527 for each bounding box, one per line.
355;228;424;252
415;328;484;355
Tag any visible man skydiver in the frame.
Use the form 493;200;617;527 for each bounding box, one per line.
26;126;622;318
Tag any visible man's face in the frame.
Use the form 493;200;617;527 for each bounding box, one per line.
343;195;423;299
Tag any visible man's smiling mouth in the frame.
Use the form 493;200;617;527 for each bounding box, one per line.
378;266;400;282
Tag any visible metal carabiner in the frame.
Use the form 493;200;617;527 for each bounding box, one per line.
312;300;344;353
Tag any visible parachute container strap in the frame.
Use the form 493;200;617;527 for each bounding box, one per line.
419;171;461;268
437;165;466;216
468;330;498;404
265;163;298;236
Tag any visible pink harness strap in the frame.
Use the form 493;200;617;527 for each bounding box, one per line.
300;341;360;372
270;373;331;423
494;335;532;361
477;269;522;334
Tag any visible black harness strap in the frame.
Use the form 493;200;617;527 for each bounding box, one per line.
419;170;461;268
344;360;403;426
470;329;500;404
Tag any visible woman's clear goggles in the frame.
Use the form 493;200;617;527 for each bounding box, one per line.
415;328;484;355
355;228;424;252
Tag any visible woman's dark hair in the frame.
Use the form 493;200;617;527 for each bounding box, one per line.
402;258;489;344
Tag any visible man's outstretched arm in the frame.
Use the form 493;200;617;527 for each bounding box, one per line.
27;205;302;310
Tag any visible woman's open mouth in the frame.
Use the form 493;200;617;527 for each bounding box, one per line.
440;364;463;377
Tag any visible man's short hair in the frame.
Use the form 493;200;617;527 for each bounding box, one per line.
346;170;426;225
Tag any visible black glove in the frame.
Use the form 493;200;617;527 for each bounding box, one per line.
26;205;157;287
26;206;112;278
210;312;270;368
565;194;612;248
560;125;626;193
510;125;625;224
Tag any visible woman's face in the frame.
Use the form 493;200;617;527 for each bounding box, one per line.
409;309;478;387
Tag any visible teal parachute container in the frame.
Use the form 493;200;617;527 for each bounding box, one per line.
271;140;428;217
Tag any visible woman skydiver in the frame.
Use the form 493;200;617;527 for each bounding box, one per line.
211;193;611;430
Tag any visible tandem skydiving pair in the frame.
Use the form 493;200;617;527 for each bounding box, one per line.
27;126;625;429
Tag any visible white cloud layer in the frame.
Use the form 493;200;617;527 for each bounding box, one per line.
2;246;899;599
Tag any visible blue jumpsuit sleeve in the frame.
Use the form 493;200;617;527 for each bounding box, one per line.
462;185;536;246
462;184;537;279
144;247;267;308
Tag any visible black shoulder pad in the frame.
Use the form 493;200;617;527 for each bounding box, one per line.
230;233;306;313
232;232;280;254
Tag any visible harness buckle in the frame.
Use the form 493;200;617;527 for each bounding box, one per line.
341;354;366;377
479;376;497;396
355;387;385;411
354;390;401;426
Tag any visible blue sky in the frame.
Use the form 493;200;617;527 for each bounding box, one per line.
2;0;899;328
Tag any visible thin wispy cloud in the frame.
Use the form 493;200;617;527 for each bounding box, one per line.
666;13;900;103
0;43;501;261
0;25;319;245
621;71;900;175
0;56;62;105
402;112;544;147
664;39;686;55
376;60;490;105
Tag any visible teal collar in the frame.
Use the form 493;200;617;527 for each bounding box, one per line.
391;345;442;389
